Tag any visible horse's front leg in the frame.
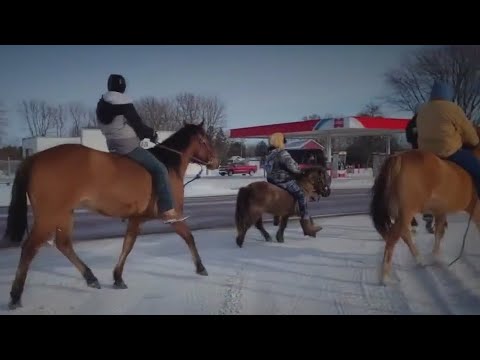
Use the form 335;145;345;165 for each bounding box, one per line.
171;221;208;276
113;218;142;289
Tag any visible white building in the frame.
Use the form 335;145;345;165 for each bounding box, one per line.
22;129;203;177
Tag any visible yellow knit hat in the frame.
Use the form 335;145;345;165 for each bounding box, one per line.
269;132;286;150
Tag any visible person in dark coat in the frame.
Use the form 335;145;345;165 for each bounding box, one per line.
96;74;187;224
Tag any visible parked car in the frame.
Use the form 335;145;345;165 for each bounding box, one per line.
218;161;257;176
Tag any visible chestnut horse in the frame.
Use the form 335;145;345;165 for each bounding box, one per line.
370;127;480;285
3;121;219;309
234;167;330;247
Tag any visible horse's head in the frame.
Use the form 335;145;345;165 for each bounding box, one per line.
297;166;331;198
183;120;219;170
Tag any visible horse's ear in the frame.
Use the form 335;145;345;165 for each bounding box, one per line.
199;119;205;127
183;120;188;127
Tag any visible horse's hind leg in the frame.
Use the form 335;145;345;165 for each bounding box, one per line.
255;216;272;242
276;215;290;243
431;214;447;263
273;215;280;226
9;224;54;310
236;212;260;248
171;221;208;276
380;220;403;286
113;218;141;289
55;214;100;289
400;216;425;266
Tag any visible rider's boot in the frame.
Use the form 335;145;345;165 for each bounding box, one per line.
300;216;322;238
161;208;189;224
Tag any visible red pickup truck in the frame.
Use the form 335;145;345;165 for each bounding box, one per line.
219;161;257;176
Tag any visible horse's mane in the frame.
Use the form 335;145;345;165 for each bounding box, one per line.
148;123;206;172
293;166;326;183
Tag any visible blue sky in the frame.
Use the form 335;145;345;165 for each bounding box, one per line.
0;45;426;145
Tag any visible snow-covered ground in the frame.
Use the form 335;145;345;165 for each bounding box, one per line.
0;173;374;206
1;213;479;315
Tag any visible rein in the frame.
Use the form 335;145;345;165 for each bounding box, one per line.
154;144;208;188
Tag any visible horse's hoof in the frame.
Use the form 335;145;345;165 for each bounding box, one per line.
276;232;284;243
113;280;128;289
197;269;208;276
87;279;101;289
415;255;426;267
380;274;398;286
8;300;22;310
265;236;272;242
431;253;447;266
236;238;244;248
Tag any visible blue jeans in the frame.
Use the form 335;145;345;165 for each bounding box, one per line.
126;147;174;212
268;178;308;217
447;148;480;196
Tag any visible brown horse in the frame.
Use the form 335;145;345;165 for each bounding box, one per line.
3;121;219;310
370;127;480;285
234;167;330;247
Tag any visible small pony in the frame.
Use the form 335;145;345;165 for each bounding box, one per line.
3;120;219;310
370;127;480;285
234;167;330;247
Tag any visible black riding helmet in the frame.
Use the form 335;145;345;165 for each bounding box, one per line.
107;74;126;93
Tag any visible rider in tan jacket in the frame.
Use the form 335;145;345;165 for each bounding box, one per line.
416;80;480;197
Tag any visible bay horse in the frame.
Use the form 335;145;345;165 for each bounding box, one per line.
3;120;219;310
234;167;330;247
370;127;480;285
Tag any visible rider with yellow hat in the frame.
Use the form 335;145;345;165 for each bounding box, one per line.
264;132;322;237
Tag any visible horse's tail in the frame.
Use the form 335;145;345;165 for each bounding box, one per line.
235;185;253;234
4;157;33;243
369;154;402;237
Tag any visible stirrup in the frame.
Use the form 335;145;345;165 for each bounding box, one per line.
163;216;189;224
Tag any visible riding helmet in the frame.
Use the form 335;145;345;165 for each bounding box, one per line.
107;74;126;93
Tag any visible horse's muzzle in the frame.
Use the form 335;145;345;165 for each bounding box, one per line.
206;157;220;170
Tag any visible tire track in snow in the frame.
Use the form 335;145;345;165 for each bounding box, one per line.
218;265;245;315
421;261;480;314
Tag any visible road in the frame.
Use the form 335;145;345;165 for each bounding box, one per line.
0;188;371;244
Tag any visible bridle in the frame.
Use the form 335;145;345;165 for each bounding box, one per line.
154;136;215;188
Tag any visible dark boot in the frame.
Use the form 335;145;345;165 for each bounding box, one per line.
300;217;322;238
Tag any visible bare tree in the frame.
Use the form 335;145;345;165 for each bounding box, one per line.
86;109;98;129
384;45;480;121
0;101;8;146
173;92;227;132
68;102;89;137
357;102;384;117
302;113;321;120
174;92;201;124
135;96;176;131
50;104;67;137
198;95;227;134
18;100;55;137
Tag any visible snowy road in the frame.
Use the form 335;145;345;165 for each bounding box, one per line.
0;188;370;247
1;213;479;315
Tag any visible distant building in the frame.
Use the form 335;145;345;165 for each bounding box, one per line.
284;138;327;168
21;129;203;176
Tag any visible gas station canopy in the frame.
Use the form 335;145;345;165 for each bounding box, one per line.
226;116;410;139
